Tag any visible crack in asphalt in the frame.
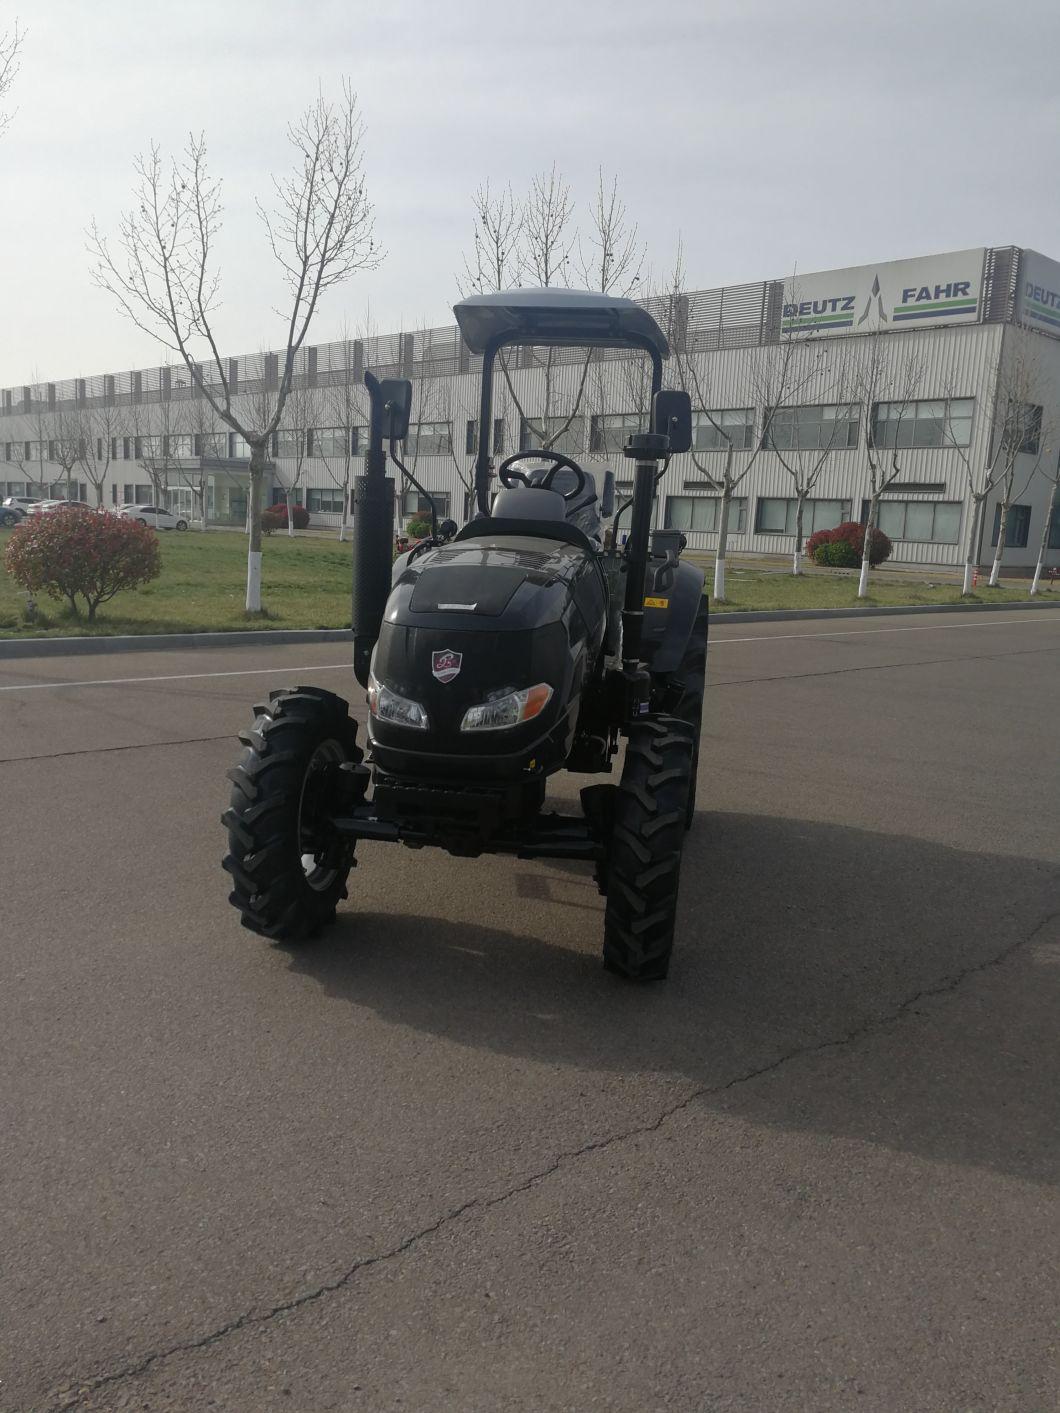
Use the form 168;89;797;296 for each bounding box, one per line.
1;734;237;764
46;903;1057;1412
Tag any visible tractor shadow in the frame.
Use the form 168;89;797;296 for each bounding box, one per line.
285;811;1059;1186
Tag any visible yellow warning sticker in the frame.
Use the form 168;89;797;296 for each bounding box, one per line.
643;596;669;609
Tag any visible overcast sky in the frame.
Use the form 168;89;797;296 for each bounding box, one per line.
1;0;1058;387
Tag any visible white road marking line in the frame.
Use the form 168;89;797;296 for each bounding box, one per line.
0;612;1055;693
0;663;351;692
710;614;1060;646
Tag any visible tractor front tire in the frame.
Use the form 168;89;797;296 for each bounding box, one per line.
602;716;694;981
656;596;708;828
222;686;361;943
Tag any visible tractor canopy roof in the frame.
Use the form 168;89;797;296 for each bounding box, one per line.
454;288;670;360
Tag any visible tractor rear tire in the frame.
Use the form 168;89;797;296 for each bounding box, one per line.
656;596;708;828
222;686;361;943
602;716;694;981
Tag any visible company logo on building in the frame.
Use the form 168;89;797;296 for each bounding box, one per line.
782;295;856;334
1021;280;1060;331
892;281;977;323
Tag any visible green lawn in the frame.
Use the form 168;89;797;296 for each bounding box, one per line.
0;527;1049;638
0;529;353;637
701;565;1045;613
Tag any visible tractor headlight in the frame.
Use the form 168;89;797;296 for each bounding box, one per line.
460;683;553;733
367;673;429;730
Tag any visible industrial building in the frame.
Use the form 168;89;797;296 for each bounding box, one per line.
3;243;1059;573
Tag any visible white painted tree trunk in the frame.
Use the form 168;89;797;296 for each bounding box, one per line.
858;495;878;599
988;500;1007;587
961;497;982;595
792;498;806;576
713;492;732;602
338;490;348;543
1030;482;1058;595
286;491;294;537
246;550;262;613
245;452;265;613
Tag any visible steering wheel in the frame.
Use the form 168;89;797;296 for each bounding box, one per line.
496;449;587;502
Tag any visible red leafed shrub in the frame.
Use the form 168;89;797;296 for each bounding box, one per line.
4;507;161;620
806;520;893;568
263;501;310;531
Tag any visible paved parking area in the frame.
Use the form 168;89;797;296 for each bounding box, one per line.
1;609;1058;1412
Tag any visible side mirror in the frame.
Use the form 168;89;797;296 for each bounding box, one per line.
365;371;413;441
599;469;616;518
652;390;692;454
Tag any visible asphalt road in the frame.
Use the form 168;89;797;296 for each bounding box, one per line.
1;609;1058;1413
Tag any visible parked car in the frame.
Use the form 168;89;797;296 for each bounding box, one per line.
1;494;42;526
116;503;190;531
1;499;35;527
24;499;95;517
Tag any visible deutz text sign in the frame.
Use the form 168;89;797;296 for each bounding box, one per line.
782;249;985;338
1016;249;1060;335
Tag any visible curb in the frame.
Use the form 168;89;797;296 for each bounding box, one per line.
0;600;1057;660
0;628;352;660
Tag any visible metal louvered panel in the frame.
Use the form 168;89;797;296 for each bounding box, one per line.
981;247;1020;323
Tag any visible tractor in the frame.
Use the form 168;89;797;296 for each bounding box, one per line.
222;289;708;980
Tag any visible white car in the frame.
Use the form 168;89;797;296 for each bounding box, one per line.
24;499;94;516
0;497;40;526
117;503;189;531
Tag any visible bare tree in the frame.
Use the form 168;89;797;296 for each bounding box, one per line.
941;338;1048;594
765;340;856;576
459;180;521;297
1030;447;1060;596
667;248;811;600
12;376;51;497
78;401;125;507
316;330;366;542
0;17;23;138
178;394;224;529
851;334;923;597
131;395;185;506
458;167;643;460
50;406;84;500
91;83;379;611
274;380;316;535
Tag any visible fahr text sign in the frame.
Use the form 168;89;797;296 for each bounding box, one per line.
1016;249;1060;335
781;249;985;338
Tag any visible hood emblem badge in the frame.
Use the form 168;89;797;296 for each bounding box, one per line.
432;649;463;683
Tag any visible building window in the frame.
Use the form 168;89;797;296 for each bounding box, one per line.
136;484;153;502
3;443;10;462
311;427;358;458
465;418;508;456
755;497;852;535
1048;502;1060;550
990;503;1031;548
274;431;303;459
307;487;345;514
589;413;645;456
1003;402;1043;455
864;499;963;543
520;415;586;456
665;496;747;533
402;490;450;518
693;408;755;452
768;404;860;451
229;433;251;459
123;484;134;503
111;485;118;505
404;422;452;458
872;397;973;449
